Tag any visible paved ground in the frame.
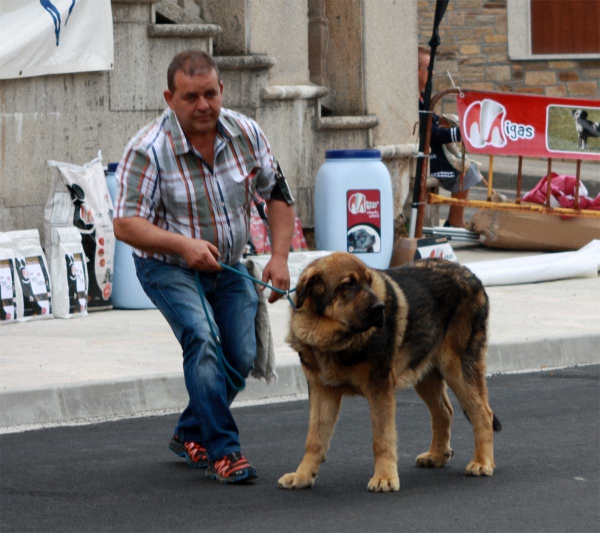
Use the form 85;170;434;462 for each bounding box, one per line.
1;366;598;533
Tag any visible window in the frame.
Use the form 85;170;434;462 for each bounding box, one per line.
508;0;600;59
531;0;600;55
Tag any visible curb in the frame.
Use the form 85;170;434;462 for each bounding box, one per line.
1;335;598;431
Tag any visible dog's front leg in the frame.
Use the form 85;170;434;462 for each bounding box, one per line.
278;380;342;489
365;385;400;492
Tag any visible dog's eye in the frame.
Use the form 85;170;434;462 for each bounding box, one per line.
340;279;355;290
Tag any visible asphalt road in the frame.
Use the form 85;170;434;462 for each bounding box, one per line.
1;366;599;533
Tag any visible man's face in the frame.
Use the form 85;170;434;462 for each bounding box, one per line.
164;68;224;138
418;53;431;94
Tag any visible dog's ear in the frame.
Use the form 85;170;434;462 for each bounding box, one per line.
295;267;325;311
581;110;588;120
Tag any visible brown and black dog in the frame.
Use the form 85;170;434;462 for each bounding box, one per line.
278;252;501;492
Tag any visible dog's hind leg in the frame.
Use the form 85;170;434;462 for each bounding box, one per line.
278;380;343;489
414;369;454;468
365;384;400;492
441;356;496;477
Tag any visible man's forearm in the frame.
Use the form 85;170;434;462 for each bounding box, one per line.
113;216;186;256
266;200;295;259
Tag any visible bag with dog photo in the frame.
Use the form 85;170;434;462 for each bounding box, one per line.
46;152;115;311
8;229;53;322
0;233;18;325
50;227;89;319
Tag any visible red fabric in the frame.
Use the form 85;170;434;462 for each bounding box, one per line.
523;173;600;212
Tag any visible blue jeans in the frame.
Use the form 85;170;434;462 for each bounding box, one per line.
134;255;258;461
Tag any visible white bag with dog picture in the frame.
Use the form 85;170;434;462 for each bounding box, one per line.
0;233;18;325
46;151;115;311
50;227;89;319
8;229;53;322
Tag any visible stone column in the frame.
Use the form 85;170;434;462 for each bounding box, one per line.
324;0;365;115
308;0;329;88
362;0;418;146
201;0;248;55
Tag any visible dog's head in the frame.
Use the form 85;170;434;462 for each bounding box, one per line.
572;109;588;120
294;252;385;336
349;229;376;251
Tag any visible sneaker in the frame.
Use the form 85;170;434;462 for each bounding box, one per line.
169;435;208;469
206;452;258;484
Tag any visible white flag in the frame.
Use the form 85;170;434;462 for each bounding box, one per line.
0;0;114;80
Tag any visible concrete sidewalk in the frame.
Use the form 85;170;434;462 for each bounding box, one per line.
1;244;599;432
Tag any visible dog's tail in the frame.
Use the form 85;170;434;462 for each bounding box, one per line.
492;414;502;432
463;410;503;432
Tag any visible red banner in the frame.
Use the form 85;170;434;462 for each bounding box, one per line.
457;91;600;161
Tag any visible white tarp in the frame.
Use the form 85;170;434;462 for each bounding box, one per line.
464;240;600;287
0;0;113;80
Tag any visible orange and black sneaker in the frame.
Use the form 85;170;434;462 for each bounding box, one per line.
206;452;258;484
169;435;208;469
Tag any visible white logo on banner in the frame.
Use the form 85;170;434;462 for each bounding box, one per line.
0;0;114;80
463;98;535;148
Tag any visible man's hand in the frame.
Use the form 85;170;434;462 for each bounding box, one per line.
181;239;222;272
261;255;290;303
114;217;221;272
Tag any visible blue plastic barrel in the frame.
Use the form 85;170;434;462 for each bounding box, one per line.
105;163;156;310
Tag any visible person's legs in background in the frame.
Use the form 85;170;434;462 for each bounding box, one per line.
446;189;469;228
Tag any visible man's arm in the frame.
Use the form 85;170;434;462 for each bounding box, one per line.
114;217;221;272
261;199;295;303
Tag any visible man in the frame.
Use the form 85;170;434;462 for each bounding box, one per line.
418;46;481;228
113;50;295;484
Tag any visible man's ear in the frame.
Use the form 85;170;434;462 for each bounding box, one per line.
164;90;174;109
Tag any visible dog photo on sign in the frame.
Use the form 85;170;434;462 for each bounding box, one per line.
547;105;600;154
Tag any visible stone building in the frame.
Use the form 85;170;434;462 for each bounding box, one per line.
0;0;418;240
418;0;599;115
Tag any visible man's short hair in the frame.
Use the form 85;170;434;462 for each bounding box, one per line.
167;50;221;93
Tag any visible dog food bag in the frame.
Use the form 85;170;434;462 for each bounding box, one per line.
46;152;115;311
7;229;53;322
0;233;18;325
50;227;89;319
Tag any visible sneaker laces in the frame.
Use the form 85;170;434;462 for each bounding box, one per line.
184;441;207;462
214;452;250;476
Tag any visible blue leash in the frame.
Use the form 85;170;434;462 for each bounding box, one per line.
194;261;297;392
216;261;297;309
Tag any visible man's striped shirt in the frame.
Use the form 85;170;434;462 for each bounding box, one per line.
114;107;282;267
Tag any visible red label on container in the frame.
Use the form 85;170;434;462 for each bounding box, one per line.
347;190;381;253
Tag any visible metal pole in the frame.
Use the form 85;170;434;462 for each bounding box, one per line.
408;0;450;239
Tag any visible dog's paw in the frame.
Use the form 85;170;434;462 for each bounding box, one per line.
415;449;454;468
465;460;494;477
277;472;316;490
367;473;400;493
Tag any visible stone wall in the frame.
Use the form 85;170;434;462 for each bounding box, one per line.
418;0;600;114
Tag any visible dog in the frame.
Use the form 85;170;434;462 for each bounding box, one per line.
571;109;600;150
347;228;377;253
278;252;501;492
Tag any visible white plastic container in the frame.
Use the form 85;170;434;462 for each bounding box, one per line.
105;163;155;310
314;150;394;269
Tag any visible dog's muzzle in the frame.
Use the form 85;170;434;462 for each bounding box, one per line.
369;301;385;329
